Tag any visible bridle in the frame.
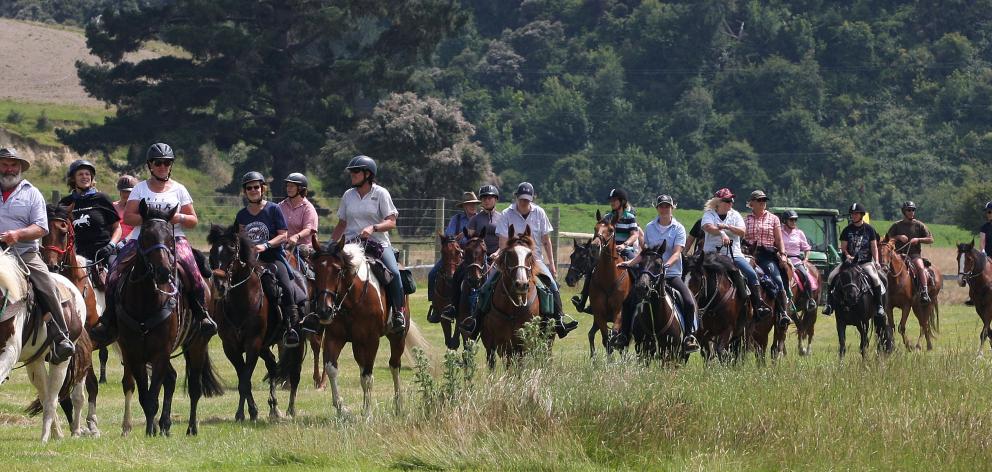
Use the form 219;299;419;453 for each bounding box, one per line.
133;218;179;297
313;252;359;321
461;237;490;288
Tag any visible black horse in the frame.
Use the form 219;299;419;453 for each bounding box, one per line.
631;241;687;363
830;261;894;359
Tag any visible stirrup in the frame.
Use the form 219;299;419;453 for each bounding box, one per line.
459;316;479;338
439;305;457;322
282;328;300;348
388;310;406;334
50;338;75;364
682;335;700;353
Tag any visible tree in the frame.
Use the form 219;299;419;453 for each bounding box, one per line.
59;0;462;190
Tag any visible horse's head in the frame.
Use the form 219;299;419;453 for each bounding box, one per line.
878;236;899;274
835;263;868;309
635;241;669;300
41;204;73;271
439;231;463;274
207;223;256;298
589;209;614;260
501;224;535;296
310;235;360;320
461;228;488;289
957;239;985;287
565;238;593;287
137;199;178;286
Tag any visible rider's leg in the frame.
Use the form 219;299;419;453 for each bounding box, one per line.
176;238;217;337
571;275;592;314
461;268;497;337
380;248;406;334
794;262;816;311
272;261;301;347
427;260;442;323
612;293;636;348
823;264;842;315
669;276;699;352
759;253;791;326
22;252;75;363
90;240;137;344
535;260;578;338
734;256;769;320
862;263;887;317
914;257;931;303
441;265;464;321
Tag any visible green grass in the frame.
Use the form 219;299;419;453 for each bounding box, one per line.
0;99;110;148
1;282;990;470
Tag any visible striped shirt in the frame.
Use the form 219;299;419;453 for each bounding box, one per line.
745;211;780;249
603;209;638;243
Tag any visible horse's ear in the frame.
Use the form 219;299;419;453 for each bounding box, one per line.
207;224;224;246
595;209;602;222
166;204;179;221
463;227;470;240
479;226;486;239
508;224;516;238
573;239;579;249
138;198;148;218
659;239;668;254
970;238;975;249
437;230;445;241
335;234;346;251
522;225;531;238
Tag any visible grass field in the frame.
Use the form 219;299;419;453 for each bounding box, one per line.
1;281;990;470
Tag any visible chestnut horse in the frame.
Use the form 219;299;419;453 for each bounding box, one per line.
588;213;632;355
448;228;489;351
479;224;549;368
433;233;464;350
311;236;428;416
790;260;821;356
684;250;747;362
740;242;790;362
879;238;941;351
956;242;992;354
631;242;685;362
564;238;598;356
208;224;304;421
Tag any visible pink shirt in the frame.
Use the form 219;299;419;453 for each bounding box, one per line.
114;200;134;239
782;226;811;263
278;197;318;247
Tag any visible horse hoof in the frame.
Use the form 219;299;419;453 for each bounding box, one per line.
186;426;197;436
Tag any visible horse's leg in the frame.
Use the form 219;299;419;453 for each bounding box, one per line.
308;332;326;390
85;366;100;436
259;347;280;421
125;356;153;436
287;344;303;418
898;304;913;350
158;362;177;437
183;339;219;437
144;359;166;436
587;323;597;359
222;343;248;422
69;373;86;437
387;333;404;415
121;365;135;437
486;347;496;370
98;347;109;384
323;335;347;415
353;337;380;418
442;319;456;351
917;303;934;351
836;319;847;360
26;360;56;442
858;322;870;358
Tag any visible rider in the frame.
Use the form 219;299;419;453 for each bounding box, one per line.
0;147;75;363
744;190;792;327
974;201;992;306
461;182;579;338
618;194;699;352
885;201;934;303
329;155;406;334
238;172;306;347
278;172;319;266
684;218;704;255
700;188;770;321
823;203;886;317
571;188;640;314
438;184;501;321
90;143;217;344
781;209;816;311
114;175;139;240
426;191;479;322
59;160;122;269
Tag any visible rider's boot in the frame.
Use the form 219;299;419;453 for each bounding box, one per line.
388;307;406;335
749;283;771;322
188;290;217;337
281;303;301;348
874;285;886;318
571;277;592;314
551;289;578;339
822;281;835;316
89;297;117;346
920;280;931;304
46;314;75;364
682;309;700;353
776;290;792;327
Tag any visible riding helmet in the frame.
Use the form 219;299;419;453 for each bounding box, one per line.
478;184;500;199
985;201;992;211
242;171;265;187
67;159;96;178
346;155;377;176
608;188;628;202
783;209;799;220
902;201;917;211
655;194;675;207
284;172;309;188
146;143;175;161
116;174;138;192
514;182;535;201
849;202;868;214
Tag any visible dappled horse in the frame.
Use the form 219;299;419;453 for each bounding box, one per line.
830;261;894;359
40;204;104;435
0;251;88;442
790;259;821;356
311;236;427;416
479;225;549;368
447;229;489;351
957;241;992;354
433;233;464;350
564;238;599;356
588;214;632;355
114;201;224;436
879;237;941;351
631;242;685;362
684;250;747;362
208;224;304;422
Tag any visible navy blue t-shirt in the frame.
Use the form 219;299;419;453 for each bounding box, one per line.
982;222;992;255
236;202;287;260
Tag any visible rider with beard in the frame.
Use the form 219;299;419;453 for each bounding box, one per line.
90;143;217;344
0;147;75;363
58;159;122;271
238;172;309;348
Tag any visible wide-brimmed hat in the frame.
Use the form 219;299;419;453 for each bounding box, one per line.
0;147;30;171
749;190;768;201
456;191;482;208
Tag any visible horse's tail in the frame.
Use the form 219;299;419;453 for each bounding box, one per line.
403;319;431;365
932;301;940;335
198;350;226;398
263;342;307;385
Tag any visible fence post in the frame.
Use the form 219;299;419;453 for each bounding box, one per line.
434;197;445;261
551;206;560;273
51;190;61;204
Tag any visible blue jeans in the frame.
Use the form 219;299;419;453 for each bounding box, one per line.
428;260;441;301
733;255;759;285
755;251;785;292
381;247;404;311
619;246;636;261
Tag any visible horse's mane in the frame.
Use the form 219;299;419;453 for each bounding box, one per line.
339;243;364;275
702;252;737;275
959;243;987;274
0;253;25;300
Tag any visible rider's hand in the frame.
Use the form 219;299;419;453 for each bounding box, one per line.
0;230;20;245
254;244;267;253
895;235;909;243
845;255;854;263
287;234;300;247
721;235;731;246
359;225;375;239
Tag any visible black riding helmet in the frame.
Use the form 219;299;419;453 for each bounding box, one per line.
146;143;175;161
284;172;309;188
479;184;499;199
607;188;628;202
783;209;799;220
986;201;992;211
902;201;917;211
346;155;377;176
67;159;96;178
848;202;868;214
242;171;265;188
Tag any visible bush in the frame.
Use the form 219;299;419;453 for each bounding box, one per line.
35;110;51;131
5;109;24;124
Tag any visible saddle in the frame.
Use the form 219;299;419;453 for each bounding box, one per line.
475;271;554;317
365;249;417;299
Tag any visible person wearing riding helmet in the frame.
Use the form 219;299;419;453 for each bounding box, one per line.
114;175;139;240
744;190;792;327
571;188;640;314
59;159;122;264
781;209;817;311
278;172;318;252
437;184;502;322
618;194;699;353
238;172;309;347
329;155;406;334
700;188;771;321
981;201;992;258
684;218;704;256
462;182;579;339
426;191;479;322
90;143;217;344
885;201;934;304
823;203;886;317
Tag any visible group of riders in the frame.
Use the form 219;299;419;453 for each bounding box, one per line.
0;140;973;364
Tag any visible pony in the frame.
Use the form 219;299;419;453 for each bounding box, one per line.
631;242;686;362
829;261;894;359
879;237;942;351
684;250;747;362
115;201;223;436
446;227;489;351
432;232;463;350
564;238;599;356
587;211;632;356
957;241;992;354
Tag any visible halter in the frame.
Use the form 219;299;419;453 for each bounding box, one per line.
42;216;100;272
460;236;491;288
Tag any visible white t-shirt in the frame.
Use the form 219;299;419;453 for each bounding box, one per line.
700;208;745;257
496;202;553;263
126;180;193;240
337;184;399;247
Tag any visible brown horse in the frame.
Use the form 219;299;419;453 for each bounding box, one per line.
115;202;224;436
208;224;304;422
588;213;632;355
956;242;992;354
448;228;489;351
311;236;428;416
789;260;822;356
283;245;325;391
738;243;789;362
433;233;464;350
684;250;747;362
479;224;549;368
879;238;942;351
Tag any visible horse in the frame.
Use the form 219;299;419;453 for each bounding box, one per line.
789;259;821;356
432;232;463;350
739;242;789;362
447;228;489;351
40;204;105;435
956;241;992;354
284;241;325;390
879;238;942;351
631;242;685;362
829;261;894;359
564;238;599;356
115;201;224;436
0;250;88;442
586;212;633;356
684;250;747;362
310;236;428;416
208;224;304;422
478;224;549;368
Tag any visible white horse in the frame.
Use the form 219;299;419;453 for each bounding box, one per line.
0;251;87;442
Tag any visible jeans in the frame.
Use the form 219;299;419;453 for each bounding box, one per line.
755;251;785;292
380;246;405;311
428;260;441;301
667;275;697;334
733;255;759;285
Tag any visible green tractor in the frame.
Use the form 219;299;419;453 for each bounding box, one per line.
770;207;841;301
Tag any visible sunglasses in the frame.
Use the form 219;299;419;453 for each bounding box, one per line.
348;169;364;174
151;159;173;167
244;185;262;191
721;198;734;203
904;208;916;212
